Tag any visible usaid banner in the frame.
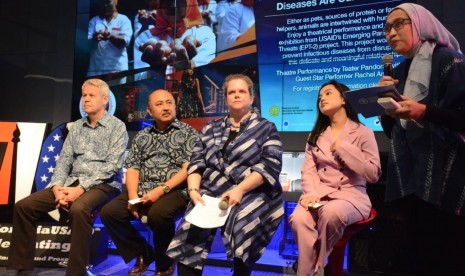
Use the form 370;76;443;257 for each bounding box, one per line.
0;223;107;267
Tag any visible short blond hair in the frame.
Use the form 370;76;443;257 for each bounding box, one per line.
222;74;255;97
82;79;110;97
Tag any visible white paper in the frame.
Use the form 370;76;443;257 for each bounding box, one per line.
308;202;323;209
48;209;60;221
185;194;231;228
47;207;69;222
128;198;143;205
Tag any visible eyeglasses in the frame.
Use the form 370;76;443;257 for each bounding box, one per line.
382;18;411;35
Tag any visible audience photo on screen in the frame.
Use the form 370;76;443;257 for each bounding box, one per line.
87;0;133;82
133;0;158;73
216;0;254;52
177;68;206;118
135;0;216;73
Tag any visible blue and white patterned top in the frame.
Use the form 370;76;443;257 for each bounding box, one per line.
50;112;128;191
188;112;283;195
125;119;199;197
167;112;284;268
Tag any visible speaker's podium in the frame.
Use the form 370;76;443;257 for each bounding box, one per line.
0;222;108;267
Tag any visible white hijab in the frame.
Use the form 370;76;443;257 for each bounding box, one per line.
390;3;461;127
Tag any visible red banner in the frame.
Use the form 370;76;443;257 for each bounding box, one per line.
0;122;17;205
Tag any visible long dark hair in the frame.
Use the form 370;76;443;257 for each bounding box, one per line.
307;80;360;146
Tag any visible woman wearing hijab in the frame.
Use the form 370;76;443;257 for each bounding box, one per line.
378;2;465;218
290;80;381;276
166;74;284;276
378;3;465;274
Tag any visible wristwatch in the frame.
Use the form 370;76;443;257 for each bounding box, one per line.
161;184;170;194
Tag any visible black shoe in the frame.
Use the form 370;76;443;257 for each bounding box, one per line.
128;248;154;275
154;265;174;276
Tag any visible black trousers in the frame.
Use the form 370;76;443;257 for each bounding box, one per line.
100;189;188;272
7;184;119;276
390;195;465;275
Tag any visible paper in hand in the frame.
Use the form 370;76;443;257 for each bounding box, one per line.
185;194;231;228
128;198;143;205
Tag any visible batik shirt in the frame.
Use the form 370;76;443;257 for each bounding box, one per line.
125;119;199;198
50;112;128;191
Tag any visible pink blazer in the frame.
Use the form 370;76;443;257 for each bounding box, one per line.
300;120;381;219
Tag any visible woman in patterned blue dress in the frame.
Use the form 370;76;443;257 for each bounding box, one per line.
166;74;284;275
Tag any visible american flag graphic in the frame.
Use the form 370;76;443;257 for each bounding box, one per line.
34;122;72;191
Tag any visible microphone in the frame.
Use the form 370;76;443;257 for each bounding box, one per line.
138;206;147;224
382;54;394;77
218;197;229;210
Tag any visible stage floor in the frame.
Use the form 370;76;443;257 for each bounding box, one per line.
0;249;374;276
0;252;296;276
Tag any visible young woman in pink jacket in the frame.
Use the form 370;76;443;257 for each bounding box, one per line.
289;80;382;276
